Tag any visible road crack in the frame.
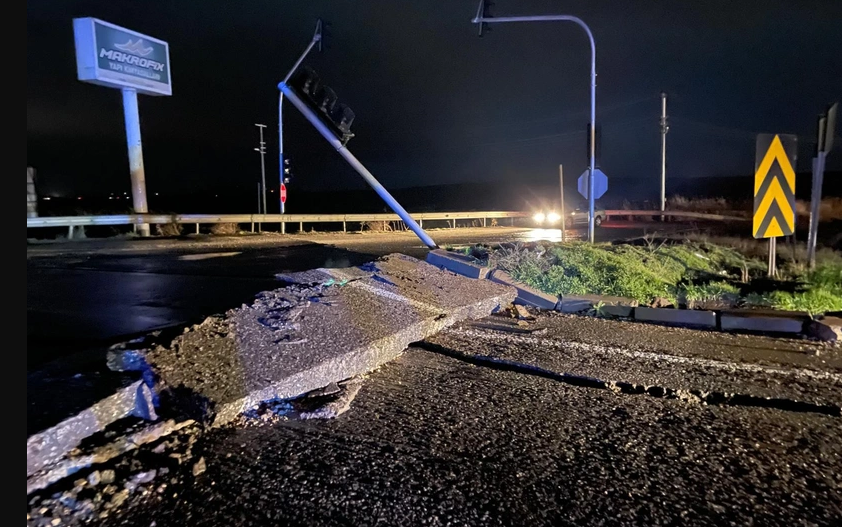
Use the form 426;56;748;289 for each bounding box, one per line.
413;341;841;417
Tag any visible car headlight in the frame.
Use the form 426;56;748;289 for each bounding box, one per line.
533;212;545;224
546;212;560;224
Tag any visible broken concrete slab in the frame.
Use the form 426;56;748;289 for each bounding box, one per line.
27;379;157;478
488;270;559;310
634;307;716;328
27;419;194;495
559;294;638;317
720;310;807;334
147;254;515;426
425;249;490;279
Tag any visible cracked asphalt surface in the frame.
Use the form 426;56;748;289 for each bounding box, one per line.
92;313;841;527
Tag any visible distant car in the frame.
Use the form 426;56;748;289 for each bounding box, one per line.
532;208;605;227
568;207;605;227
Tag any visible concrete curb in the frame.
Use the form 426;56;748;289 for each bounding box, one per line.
425;249;490;279
487;269;560;310
807;316;842;343
429;250;836;342
559;294;638;317
720;309;808;334
634;307;717;328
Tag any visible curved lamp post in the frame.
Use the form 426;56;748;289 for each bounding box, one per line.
472;3;598;242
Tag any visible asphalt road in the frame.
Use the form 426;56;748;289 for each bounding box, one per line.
28;224;687;370
82;312;841;527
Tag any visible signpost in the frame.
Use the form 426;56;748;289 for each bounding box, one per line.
807;102;838;268
73;18;172;236
753;134;797;277
578;168;607;200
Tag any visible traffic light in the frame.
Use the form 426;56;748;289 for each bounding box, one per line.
289;66;355;145
283;158;292;184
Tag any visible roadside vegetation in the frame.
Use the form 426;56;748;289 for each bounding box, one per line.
459;237;842;315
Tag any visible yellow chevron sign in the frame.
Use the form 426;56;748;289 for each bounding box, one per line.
753;134;797;239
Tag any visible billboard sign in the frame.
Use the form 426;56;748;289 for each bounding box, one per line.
73;17;172;96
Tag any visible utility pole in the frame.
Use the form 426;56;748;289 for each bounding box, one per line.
254;123;267;218
659;92;668;215
559;164;566;242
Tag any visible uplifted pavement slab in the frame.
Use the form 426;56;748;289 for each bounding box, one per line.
425;312;842;411
147;254;515;426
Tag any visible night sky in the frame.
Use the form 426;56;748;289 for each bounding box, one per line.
27;0;842;200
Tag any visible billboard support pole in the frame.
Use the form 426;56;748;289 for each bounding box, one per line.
121;88;150;236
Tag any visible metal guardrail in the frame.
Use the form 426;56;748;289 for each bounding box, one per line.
26;209;749;231
602;210;750;222
26;211;529;236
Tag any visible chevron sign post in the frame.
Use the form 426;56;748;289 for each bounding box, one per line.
754;133;797;276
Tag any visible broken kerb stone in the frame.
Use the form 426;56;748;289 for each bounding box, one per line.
807;316;842;343
425;249;490;279
559;294;638;317
147;254;516;427
488;269;560;310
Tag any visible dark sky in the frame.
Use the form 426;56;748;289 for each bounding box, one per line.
27;0;842;198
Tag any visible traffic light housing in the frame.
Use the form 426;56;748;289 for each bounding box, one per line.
289;66;355;145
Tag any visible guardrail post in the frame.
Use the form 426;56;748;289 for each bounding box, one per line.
68;225;75;240
451;219;455;229
343;221;346;233
281;221;285;234
251;221;254;233
196;223;200;234
483;217;487;227
299;221;303;232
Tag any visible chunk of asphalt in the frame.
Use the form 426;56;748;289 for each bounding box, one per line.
147;254;516;426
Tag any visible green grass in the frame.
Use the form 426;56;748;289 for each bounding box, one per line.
487;240;842;314
745;262;842;314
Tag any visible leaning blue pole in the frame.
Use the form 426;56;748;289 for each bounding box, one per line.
278;82;438;249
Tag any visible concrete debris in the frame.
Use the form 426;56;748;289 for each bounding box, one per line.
192;457;207;477
86;470;101;487
514;305;535;320
27;419;194;495
300;378;364;420
27;380;158;479
147;253;515;427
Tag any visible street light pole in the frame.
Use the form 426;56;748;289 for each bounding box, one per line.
254;123;267;218
659;92;668;216
472;5;598;242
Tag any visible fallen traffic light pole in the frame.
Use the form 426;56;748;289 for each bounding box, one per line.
276;22;438;249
